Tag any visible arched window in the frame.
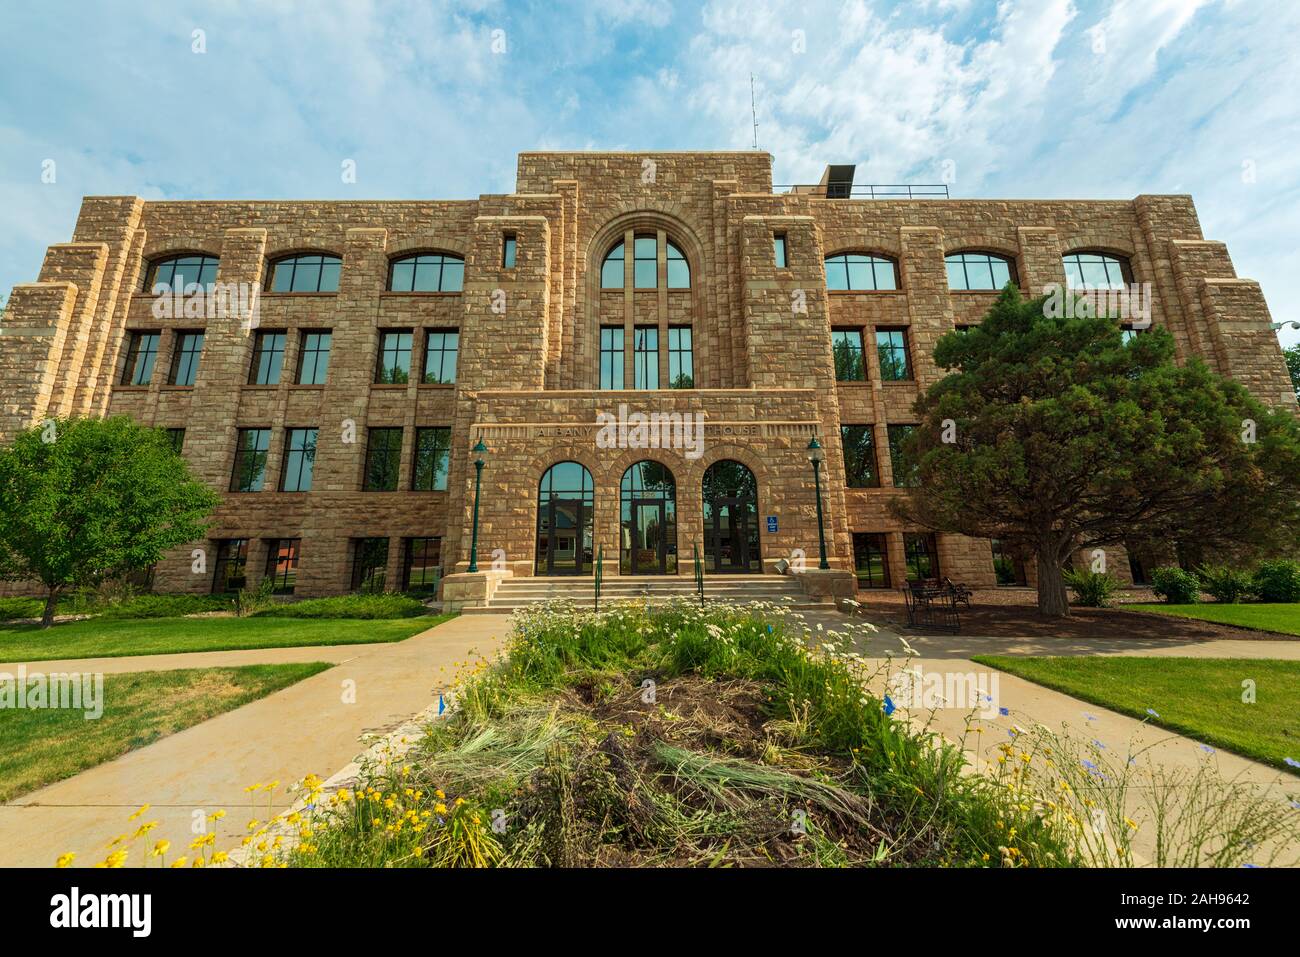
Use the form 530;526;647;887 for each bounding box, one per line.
621;461;677;574
389;253;465;292
269;253;342;293
1062;251;1130;290
145;254;219;293
702;460;760;573
536;462;594;575
945;251;1016;291
824;253;897;291
600;234;691;290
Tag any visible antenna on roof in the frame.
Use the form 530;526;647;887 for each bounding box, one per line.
750;74;759;150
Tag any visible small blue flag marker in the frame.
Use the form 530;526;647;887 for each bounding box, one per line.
438;694;445;715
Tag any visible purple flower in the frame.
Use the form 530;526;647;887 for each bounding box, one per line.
1092;740;1106;750
1146;708;1160;718
1199;744;1215;754
999;707;1010;716
1284;757;1300;768
1082;712;1098;722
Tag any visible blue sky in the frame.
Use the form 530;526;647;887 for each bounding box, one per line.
1;0;1296;346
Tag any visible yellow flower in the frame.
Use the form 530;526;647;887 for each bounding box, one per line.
56;852;76;868
212;851;229;864
434;803;448;815
150;840;170;858
210;809;226;821
128;804;151;821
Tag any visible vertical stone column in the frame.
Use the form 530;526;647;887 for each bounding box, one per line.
1016;226;1065;295
0;282;79;440
899;226;950;391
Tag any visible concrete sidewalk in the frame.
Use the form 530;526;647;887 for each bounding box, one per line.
0;614;510;868
0;644;365;676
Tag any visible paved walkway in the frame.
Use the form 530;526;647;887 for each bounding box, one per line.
0;615;510;868
0;644;365;676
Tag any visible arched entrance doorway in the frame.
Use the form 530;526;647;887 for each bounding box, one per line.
703;460;760;573
535;462;594;575
620;461;677;575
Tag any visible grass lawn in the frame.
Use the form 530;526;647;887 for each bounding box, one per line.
0;663;330;802
1124;603;1300;637
0;613;454;664
971;655;1300;775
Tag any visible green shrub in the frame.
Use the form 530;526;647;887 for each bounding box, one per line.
96;594;235;619
1064;570;1117;607
0;597;43;621
1196;564;1253;604
254;593;432;620
1251;559;1300;603
1150;566;1201;604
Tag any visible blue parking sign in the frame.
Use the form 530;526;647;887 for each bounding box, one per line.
766;516;778;533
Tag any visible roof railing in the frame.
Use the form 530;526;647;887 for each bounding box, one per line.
773;183;951;199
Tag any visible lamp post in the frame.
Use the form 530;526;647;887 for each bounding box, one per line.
807;437;830;570
467;438;489;573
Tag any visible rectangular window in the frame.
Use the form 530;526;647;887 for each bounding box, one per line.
875;328;912;381
165;428;185;454
167;331;204;386
502;234;517;268
774;233;788;268
279;427;318;492
633;236;657;289
212;538;249;594
633;326;659;389
668;326;693;388
853;533;890;588
351;537;389;592
403;537;441;592
264;538;300;594
296;331;332;385
422;330;459;384
363;427;403;491
904;533;939;582
832;329;866;381
412;427;451;491
841;425;880;488
600;326;624;390
230;428;271;492
991;538;1026;586
121;331;161;386
248;330;286;385
375;329;413;384
887;425;918;488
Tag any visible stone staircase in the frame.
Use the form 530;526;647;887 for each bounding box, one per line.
461;573;814;614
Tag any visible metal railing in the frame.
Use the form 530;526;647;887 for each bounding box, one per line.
693;543;704;607
773;183;950;199
594;546;604;613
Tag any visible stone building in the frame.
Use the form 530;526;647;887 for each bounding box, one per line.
1;151;1295;599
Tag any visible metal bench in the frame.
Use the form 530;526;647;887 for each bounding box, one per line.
902;581;961;633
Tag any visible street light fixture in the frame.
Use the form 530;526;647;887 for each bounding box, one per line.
807;437;830;570
467;438;489;573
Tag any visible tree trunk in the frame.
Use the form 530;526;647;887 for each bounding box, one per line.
40;589;59;629
1036;551;1071;618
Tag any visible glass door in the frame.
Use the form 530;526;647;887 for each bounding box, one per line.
545;498;585;575
627;499;667;574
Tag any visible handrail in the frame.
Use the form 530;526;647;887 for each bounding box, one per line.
693;543;704;607
594;546;603;613
772;183;950;199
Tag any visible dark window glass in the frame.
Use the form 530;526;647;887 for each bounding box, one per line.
502;235;517;268
875;328;911;381
825;253;897;291
403;537;441;592
412;427;451;491
1063;252;1129;290
633;235;657;289
600;326;624;389
904;533;939;582
296;331;332;385
601;242;624;289
991;538;1027;586
832;329;866;381
668;326;693;388
264;538;300;594
887;424;918;487
376;330;412;384
363;428;403;491
422;330;459;384
841;425;880;488
666;240;690;289
774;234;788;269
270;254;341;293
351;538;389;592
945;252;1015;291
168;331;204;386
212;538;248;593
388;253;464;292
230;428;271;492
1120;325;1140;344
633;326;658;389
280;428;317;492
147;255;218;293
249;330;286;385
165;428;185;453
853;532;890;588
121;331;161;385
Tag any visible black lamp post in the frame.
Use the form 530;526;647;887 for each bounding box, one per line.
467;438;489;573
807;437;830;570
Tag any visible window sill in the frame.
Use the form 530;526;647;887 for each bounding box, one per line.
262;291;339;298
417;382;456;389
380;291;462;298
371;383;410;390
827;289;904;296
881;380;916;386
